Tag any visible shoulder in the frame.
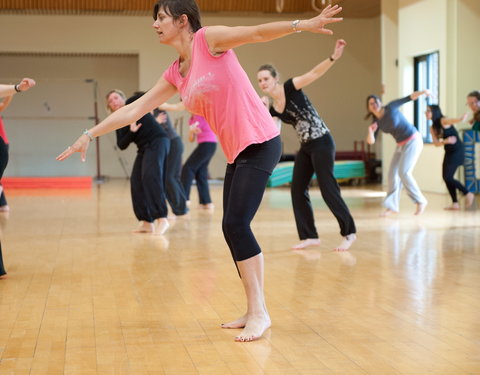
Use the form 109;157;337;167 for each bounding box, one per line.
284;78;297;95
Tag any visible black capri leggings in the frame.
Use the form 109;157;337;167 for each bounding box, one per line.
0;138;9;207
222;136;281;262
442;150;468;203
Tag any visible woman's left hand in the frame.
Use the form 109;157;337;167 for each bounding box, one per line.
302;4;343;35
56;134;91;162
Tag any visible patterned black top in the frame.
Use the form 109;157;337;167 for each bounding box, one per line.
269;78;329;143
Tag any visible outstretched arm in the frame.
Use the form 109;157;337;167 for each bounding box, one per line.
440;113;468;126
57;77;177;162
205;4;342;54
159;101;185;112
410;90;430;101
293;39;346;90
0;78;36;99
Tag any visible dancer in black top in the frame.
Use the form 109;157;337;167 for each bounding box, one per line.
0;77;36;278
427;105;474;210
108;90;171;234
257;40;356;251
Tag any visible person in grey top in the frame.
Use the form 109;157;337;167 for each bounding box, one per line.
366;91;429;216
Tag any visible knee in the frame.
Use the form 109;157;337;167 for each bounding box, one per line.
222;215;247;239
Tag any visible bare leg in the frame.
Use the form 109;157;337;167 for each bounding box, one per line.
465;192;475;208
292;238;321;250
200;203;214;210
133;221;154;233
334;233;356;252
155;218;169;235
222;253;271;342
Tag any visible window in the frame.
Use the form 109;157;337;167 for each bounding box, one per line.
414;51;439;143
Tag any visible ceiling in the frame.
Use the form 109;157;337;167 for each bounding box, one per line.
0;0;381;18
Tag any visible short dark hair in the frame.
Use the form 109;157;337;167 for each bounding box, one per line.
153;0;202;32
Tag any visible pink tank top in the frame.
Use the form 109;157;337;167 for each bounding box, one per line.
189;114;217;144
163;27;279;163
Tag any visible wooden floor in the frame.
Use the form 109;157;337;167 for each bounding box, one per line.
0;179;479;375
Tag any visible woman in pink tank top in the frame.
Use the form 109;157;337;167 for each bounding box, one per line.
57;0;343;342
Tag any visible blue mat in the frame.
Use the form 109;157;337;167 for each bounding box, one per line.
267;160;366;187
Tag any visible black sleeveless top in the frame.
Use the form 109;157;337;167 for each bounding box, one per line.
442;125;463;153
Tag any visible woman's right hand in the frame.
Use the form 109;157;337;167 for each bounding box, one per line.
56;134;91;162
369;122;378;132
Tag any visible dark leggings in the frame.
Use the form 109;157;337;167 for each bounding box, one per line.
181;142;217;204
165;136;188;215
0;138;9;206
443;151;468;203
130;137;170;222
291;133;356;239
0;139;8;276
0;242;5;276
222;136;281;262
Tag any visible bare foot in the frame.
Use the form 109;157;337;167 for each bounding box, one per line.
465;192;475;208
132;221;154;233
0;273;7;279
292;238;321;250
414;202;427;215
444;203;460;211
200;203;214;210
155;218;169;235
234;312;271;342
221;314;247;329
334;233;356;252
0;205;10;212
380;208;397;217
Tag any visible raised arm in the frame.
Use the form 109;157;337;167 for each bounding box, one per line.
292;39;346;90
440;113;468;126
410;90;430;101
0;78;36;99
57;77;177;162
205;4;342;54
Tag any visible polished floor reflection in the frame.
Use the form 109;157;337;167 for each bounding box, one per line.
0;180;479;374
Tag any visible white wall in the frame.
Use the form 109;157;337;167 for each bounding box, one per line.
0;12;381;178
381;0;479;194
